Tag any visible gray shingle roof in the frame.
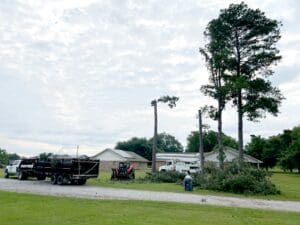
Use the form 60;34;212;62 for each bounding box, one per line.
93;148;149;162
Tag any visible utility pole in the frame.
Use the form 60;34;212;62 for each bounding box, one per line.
151;100;158;173
198;109;204;172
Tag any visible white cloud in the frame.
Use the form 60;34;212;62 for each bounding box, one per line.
0;0;299;155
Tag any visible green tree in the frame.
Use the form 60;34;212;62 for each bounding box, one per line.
186;130;238;153
39;152;53;160
245;135;266;161
115;137;152;161
149;132;183;153
116;133;183;161
262;136;281;170
210;2;283;161
200;16;231;169
279;126;300;173
8;153;21;161
0;148;9;165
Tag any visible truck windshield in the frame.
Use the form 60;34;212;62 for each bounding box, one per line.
13;160;21;165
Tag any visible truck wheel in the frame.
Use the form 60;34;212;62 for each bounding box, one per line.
50;175;57;185
78;179;86;185
4;170;9;178
17;171;25;180
56;175;64;185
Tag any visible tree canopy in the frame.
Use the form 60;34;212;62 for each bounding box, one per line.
115;137;152;161
246;126;300;172
186;130;238;153
206;2;283;160
0;148;21;166
149;132;184;153
115;132;183;161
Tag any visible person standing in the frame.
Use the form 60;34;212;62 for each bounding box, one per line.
183;171;193;191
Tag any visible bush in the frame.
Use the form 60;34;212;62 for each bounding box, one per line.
140;171;185;183
193;162;279;195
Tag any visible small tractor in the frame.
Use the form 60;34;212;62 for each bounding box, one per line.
111;162;135;180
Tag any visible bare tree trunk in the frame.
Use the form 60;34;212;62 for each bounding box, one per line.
235;29;244;162
217;101;224;169
152;101;158;173
238;90;244;161
198;110;204;172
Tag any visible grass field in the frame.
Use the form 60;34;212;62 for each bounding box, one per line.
0;191;299;225
87;170;300;201
270;172;300;201
1;168;300;201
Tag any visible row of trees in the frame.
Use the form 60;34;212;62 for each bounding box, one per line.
115;132;183;161
0;149;54;167
0;148;21;166
186;130;238;153
246;126;300;172
115;130;238;161
199;2;283;169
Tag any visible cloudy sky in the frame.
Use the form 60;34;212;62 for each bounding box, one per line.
0;0;300;156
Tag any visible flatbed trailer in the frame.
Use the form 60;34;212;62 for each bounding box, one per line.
14;157;100;185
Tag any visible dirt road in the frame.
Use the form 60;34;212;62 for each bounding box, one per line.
1;178;300;212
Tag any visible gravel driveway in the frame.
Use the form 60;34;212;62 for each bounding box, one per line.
1;178;300;212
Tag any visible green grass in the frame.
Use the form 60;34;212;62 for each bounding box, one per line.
270;172;300;201
87;170;300;201
0;191;299;225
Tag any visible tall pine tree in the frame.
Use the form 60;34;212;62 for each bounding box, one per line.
208;2;283;161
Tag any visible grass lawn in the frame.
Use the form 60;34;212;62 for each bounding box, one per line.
270;172;300;201
0;191;299;225
87;170;300;201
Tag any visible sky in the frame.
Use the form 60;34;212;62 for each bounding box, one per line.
0;0;300;157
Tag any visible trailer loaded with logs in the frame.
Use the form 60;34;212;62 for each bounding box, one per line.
4;156;99;185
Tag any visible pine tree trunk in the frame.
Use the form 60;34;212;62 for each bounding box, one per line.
235;29;244;162
198;110;204;172
238;90;244;161
217;101;224;169
152;101;158;173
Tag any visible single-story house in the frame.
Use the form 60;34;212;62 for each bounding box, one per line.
156;146;262;169
205;146;263;168
92;148;149;171
156;152;200;169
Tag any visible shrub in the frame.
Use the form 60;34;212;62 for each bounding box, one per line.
193;162;279;195
140;171;185;183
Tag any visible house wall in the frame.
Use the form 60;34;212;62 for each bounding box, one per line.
100;161;148;172
100;161;120;172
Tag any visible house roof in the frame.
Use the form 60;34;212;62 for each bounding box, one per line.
156;146;263;164
92;148;149;162
209;146;263;164
156;152;200;162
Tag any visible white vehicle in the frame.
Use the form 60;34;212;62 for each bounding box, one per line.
158;160;200;173
4;160;22;178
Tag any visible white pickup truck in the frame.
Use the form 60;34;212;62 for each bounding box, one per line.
4;160;23;179
158;160;200;173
